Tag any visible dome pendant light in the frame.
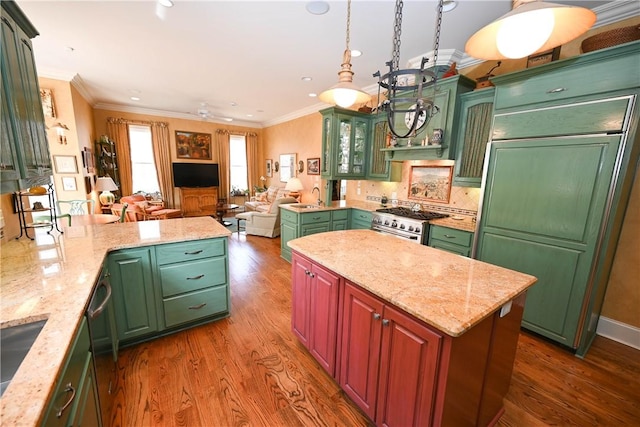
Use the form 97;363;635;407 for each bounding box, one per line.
465;0;596;60
319;0;370;108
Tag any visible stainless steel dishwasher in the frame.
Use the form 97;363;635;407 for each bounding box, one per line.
87;266;119;426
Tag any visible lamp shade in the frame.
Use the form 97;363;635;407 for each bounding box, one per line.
465;0;596;60
95;176;118;192
285;177;304;192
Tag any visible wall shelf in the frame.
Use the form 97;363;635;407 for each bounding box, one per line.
380;144;445;160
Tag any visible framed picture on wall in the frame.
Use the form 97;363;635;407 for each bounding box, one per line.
307;158;320;175
53;155;78;174
408;165;453;203
175;131;212;160
61;176;77;191
266;159;273;177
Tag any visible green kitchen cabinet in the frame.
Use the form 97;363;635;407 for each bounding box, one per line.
320;107;370;180
379;74;475;162
1;2;51;194
108;247;158;342
280;207;299;263
43;318;100;427
453;88;495;187
349;208;372;230
477;43;639;356
155;238;230;329
331;209;349;231
366;113;402;182
428;225;473;257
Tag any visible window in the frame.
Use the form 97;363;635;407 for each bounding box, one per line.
128;125;160;193
229;135;248;193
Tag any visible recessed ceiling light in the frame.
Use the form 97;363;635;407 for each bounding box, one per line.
306;1;330;15
158;0;173;8
224;118;233;122
351;49;362;57
442;0;457;13
230;102;237;107
309;93;317;98
130;96;140;101
246;114;253;118
301;76;313;82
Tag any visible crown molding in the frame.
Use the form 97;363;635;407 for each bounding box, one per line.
92;103;262;129
70;74;95;105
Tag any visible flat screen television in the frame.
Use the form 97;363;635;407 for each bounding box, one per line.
172;162;219;188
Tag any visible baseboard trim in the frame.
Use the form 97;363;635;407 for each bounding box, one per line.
596;316;640;350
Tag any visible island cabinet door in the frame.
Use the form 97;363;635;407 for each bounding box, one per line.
308;262;340;377
376;306;442;427
340;281;384;420
291;254;312;347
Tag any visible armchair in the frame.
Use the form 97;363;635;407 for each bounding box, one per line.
235;197;297;238
119;194;182;221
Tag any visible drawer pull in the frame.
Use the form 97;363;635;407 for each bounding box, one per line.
312;216;322;220
188;303;207;310
546;87;567;94
56;383;76;418
187;274;205;280
184;250;204;255
443;234;456;239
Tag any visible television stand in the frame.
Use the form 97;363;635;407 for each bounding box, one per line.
179;187;218;217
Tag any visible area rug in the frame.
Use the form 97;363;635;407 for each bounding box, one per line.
223;217;238;233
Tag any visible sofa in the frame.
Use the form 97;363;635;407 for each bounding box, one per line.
236;197;298;238
244;186;289;213
119;194;182;221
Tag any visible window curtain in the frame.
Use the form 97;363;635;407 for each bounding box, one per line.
149;122;175;208
246;132;259;193
215;129;230;201
106;117;174;206
106;118;133;196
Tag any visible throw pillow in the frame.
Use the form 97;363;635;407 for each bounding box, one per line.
257;192;268;202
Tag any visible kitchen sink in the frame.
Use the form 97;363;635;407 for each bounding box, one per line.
1;319;47;396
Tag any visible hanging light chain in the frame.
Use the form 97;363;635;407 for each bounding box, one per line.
432;0;443;92
391;0;403;71
345;0;351;50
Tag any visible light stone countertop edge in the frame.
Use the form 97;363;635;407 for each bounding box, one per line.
0;216;230;426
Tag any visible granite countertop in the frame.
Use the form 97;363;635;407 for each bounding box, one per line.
288;229;536;337
281;200;477;233
0;217;230;426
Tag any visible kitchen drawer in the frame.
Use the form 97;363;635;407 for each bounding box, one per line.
430;240;471;257
332;209;349;221
155;238;225;265
281;208;298;224
159;257;227;298
44;318;91;427
300;210;332;225
302;223;331;236
163;286;229;328
493;43;638;111
429;225;473;247
350;209;372;229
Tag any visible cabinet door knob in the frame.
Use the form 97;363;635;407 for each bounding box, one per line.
382;319;390;327
373;313;381;320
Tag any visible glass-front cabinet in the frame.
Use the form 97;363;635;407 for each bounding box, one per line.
320;107;370;179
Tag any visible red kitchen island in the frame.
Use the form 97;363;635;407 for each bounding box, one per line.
288;229;537;427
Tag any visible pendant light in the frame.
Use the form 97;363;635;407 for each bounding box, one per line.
465;0;596;60
319;0;370;108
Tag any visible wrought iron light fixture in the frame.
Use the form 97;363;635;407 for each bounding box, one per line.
319;0;370;109
465;0;596;60
374;0;444;139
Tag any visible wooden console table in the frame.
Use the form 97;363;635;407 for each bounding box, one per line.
179;187;218;217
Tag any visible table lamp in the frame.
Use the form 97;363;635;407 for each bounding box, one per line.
95;176;118;206
285;177;304;201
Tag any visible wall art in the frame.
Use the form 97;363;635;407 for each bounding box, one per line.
307;158;320;175
408;165;453;203
175;131;212;160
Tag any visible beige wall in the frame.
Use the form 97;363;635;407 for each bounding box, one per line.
601;172;640;328
92;109;264;205
262;113;323;205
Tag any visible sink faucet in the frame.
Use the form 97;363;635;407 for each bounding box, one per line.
312;186;323;206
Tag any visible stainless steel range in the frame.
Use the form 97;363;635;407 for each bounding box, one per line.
371;206;449;244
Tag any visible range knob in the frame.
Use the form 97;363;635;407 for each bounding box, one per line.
408;225;414;232
399;224;405;230
391;220;398;228
415;226;421;233
384;220;390;226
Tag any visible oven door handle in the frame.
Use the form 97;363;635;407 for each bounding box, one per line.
87;280;112;320
371;226;419;241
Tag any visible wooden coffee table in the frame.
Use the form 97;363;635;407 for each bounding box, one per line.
215;204;239;226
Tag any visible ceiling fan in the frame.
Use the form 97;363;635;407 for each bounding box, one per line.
192;102;214;121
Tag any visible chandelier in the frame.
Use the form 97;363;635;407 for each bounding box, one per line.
375;0;444;139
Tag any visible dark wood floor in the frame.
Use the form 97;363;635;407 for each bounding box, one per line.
111;231;640;426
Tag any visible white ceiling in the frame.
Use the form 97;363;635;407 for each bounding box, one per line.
16;0;625;128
